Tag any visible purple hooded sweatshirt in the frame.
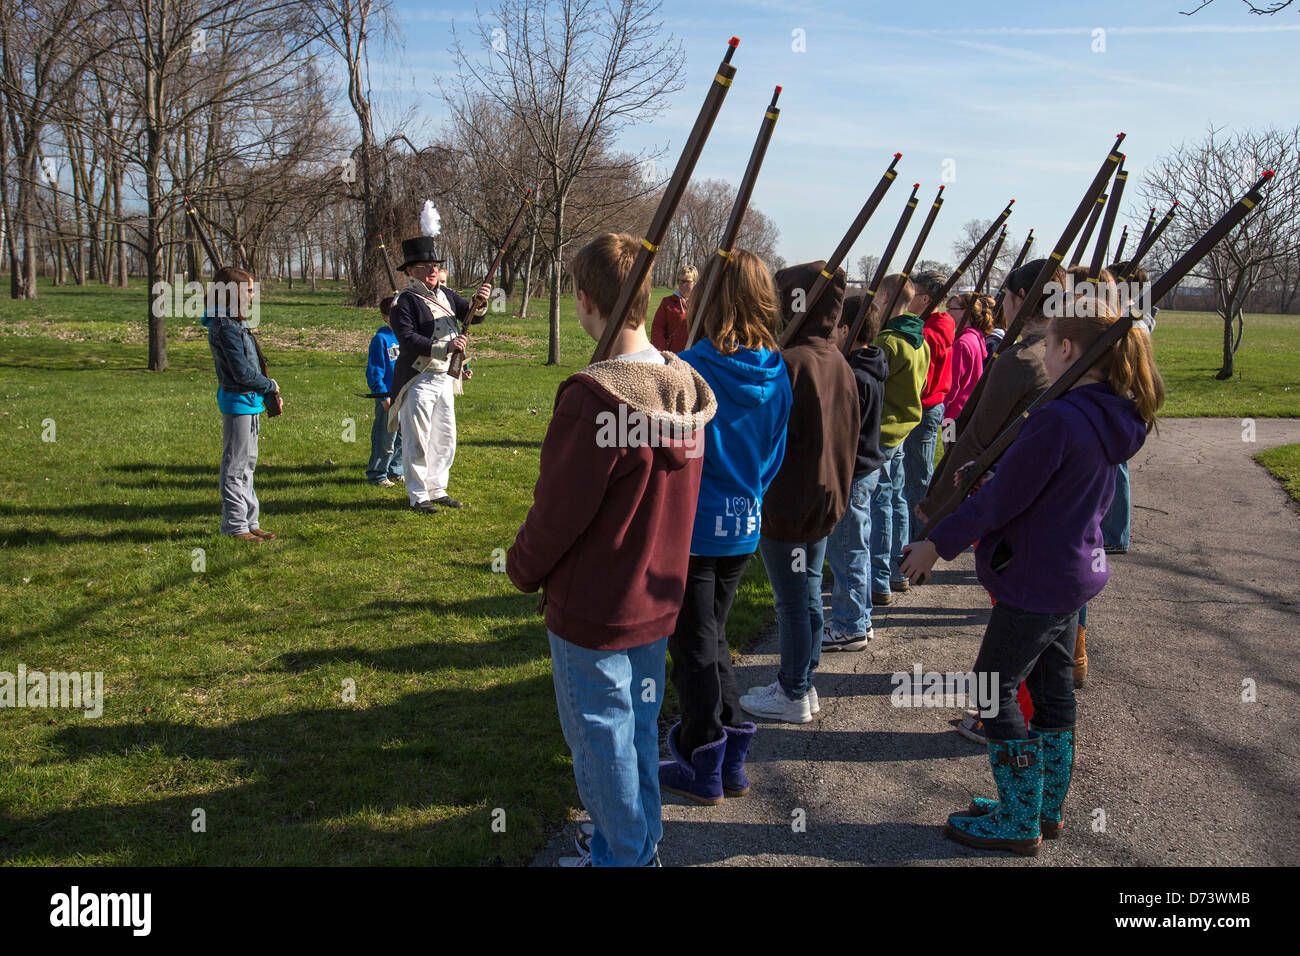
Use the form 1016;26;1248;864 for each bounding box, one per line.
927;382;1148;614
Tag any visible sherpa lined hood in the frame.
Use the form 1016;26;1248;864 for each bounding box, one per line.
565;351;717;469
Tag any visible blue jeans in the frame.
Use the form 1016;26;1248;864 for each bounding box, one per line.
903;402;944;526
826;469;879;636
869;442;908;594
548;631;667;867
759;535;828;700
1100;461;1130;551
367;399;403;482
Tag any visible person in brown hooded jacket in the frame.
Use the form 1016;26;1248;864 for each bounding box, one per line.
740;261;860;724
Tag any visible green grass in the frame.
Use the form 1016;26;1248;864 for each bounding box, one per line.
0;283;1295;865
1256;443;1300;503
0;277;773;866
1148;310;1299;418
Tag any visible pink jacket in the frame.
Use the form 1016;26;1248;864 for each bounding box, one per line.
943;326;987;424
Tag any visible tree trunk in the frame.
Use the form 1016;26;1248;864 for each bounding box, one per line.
547;193;565;365
517;222;537;318
1216;310;1234;380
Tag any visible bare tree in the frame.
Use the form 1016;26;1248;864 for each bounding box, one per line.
1137;124;1300;378
449;0;684;364
951;219;1018;293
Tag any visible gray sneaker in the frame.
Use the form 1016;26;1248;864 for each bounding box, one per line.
822;624;871;652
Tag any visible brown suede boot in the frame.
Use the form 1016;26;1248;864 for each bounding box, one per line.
1073;623;1088;685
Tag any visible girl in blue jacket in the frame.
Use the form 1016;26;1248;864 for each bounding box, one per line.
901;298;1164;855
658;250;792;805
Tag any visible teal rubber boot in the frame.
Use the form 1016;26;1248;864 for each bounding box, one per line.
965;724;1074;839
946;735;1043;856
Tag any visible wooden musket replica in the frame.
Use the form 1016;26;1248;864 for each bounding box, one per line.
916;170;1275;542
915;199;1015;324
685;85;783;349
1070;189;1108;267
447;187;533;378
974;225;1008;295
840;182;923;354
1112;224;1129;265
1088;160;1127;279
992;228;1034;314
1120;202;1178;281
778;152;903;347
591;38;740;364
376;233;402;296
1131;207;1158;265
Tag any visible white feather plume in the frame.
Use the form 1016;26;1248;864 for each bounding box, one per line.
420;201;441;238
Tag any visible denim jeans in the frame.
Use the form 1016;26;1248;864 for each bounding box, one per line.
869;442;908;594
903;402;944;526
972;602;1079;740
1100;461;1130;551
759;535;828;700
548;631;667;867
826;469;880;636
366;399;403;482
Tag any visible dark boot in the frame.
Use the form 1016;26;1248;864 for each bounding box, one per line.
721;722;757;797
658;723;724;806
946;736;1043;856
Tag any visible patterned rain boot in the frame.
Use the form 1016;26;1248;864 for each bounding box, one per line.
721;723;757;797
965;724;1074;839
946;736;1043;856
658;722;725;806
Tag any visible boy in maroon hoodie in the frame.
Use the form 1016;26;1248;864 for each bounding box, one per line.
506;233;716;867
900;270;955;575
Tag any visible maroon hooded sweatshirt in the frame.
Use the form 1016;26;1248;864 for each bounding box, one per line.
507;352;717;650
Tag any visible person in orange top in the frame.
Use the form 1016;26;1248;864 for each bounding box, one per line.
650;265;698;353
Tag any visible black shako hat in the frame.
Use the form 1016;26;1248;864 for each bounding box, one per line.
399;235;444;270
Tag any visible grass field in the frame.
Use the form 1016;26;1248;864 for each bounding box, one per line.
1257;444;1300;503
1;279;1296;865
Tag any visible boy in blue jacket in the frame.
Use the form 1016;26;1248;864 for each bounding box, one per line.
365;297;403;486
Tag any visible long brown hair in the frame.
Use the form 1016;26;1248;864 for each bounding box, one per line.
949;292;995;336
1048;303;1165;429
686;249;780;355
211;266;256;319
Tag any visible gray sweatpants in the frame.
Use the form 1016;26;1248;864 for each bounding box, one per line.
220;413;260;534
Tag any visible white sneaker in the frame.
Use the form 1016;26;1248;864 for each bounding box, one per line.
822;623;871;652
748;682;819;714
741;681;812;724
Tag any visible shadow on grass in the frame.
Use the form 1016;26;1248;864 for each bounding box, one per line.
4;670;569;866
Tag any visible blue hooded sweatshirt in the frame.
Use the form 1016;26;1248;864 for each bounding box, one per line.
679;338;792;556
366;325;400;395
202;309;275;415
927;382;1148;614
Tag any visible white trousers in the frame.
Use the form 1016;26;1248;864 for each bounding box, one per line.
398;370;456;505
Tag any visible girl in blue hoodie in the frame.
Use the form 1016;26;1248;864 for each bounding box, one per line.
900;299;1164;856
658;250;793;806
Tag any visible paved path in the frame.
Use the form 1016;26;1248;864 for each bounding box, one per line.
535;419;1300;866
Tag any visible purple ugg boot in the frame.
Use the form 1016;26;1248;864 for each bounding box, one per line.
658;722;725;806
722;723;757;797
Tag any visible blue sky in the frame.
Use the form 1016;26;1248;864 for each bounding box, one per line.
381;0;1300;273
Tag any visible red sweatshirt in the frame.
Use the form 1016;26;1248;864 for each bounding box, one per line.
507;352;717;650
921;311;956;408
650;293;689;353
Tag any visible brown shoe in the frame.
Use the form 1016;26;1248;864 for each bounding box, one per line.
234;532;263;543
1073;623;1088;685
872;591;893;606
250;528;277;540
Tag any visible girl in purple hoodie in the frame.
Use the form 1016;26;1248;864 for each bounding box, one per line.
900;300;1164;856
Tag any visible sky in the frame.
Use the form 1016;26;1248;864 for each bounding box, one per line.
377;0;1300;276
